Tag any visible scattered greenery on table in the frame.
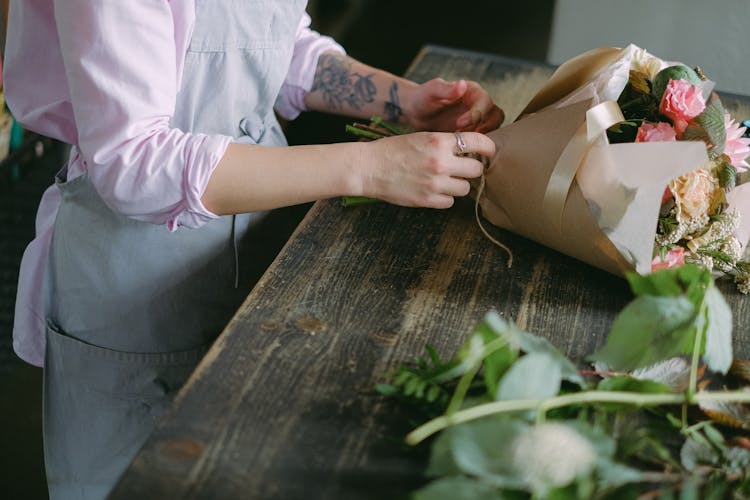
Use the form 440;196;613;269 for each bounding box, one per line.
378;265;750;499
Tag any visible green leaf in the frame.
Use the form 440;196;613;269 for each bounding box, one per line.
470;322;518;398
485;312;584;386
496;352;563;401
545;484;580;500
595;460;644;489
413;476;505;500
716;157;737;190
652;65;702;101
425;432;463;478
447;418;526;489
606;120;642;144
589;295;697;371
682;124;711;143
695;99;727;156
680;477;700;500
703;284;733;374
375;383;398;396
626;265;712;311
681;435;720;470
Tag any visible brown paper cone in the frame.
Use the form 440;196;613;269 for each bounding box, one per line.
481;99;633;276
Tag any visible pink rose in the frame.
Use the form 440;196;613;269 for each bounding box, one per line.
635;122;677;143
659;79;706;138
651;247;685;272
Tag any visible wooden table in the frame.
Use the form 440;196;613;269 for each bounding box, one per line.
109;46;750;500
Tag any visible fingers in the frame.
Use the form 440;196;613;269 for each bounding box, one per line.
476;105;505;133
453;131;497;159
455;82;504;132
423;78;467;104
365;131;495;210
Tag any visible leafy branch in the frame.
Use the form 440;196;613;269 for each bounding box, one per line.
380;265;750;498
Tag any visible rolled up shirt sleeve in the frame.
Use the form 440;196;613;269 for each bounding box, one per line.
275;12;346;121
54;0;229;230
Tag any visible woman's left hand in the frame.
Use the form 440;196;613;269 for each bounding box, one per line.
407;78;505;133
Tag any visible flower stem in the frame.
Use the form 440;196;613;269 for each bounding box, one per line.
446;362;480;415
344;124;385;140
405;389;750;445
688;300;708;401
341;196;381;207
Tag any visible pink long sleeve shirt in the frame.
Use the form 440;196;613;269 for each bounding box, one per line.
4;0;344;366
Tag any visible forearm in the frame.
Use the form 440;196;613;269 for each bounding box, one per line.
202;141;364;215
303;52;419;126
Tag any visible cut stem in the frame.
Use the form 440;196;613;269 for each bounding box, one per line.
405;389;750;445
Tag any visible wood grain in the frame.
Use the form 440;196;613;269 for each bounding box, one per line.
109;46;750;500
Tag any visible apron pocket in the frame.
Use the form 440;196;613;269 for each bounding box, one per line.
43;323;209;499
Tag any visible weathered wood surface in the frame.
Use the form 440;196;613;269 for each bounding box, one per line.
109;45;750;500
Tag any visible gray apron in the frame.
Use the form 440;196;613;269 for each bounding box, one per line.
43;1;307;499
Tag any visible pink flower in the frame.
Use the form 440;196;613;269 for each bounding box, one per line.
651;247;685;272
659;79;706;138
661;187;673;204
724;113;750;171
635;122;677;142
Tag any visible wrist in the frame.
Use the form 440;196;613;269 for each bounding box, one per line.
388;78;419;128
342;141;370;198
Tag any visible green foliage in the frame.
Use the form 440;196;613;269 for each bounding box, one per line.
378;267;750;499
716;156;737;189
694;99;727;157
595;265;732;375
652;65;702;102
588;295;696;371
617;71;660;122
606;120;643;144
658;213;678;236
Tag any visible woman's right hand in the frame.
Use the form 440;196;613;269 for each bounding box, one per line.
358;131;496;208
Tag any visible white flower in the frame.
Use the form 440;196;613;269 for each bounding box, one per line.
511;423;596;494
631;47;666;80
686;210;740;253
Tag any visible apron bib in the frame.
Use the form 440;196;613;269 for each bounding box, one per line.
43;2;307;498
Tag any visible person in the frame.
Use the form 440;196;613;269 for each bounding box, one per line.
4;1;504;499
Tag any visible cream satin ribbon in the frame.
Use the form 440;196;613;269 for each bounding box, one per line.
541;100;625;232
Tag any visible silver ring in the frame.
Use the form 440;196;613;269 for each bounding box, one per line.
454;132;467;155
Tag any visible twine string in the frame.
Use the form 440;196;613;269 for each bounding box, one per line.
474;172;513;269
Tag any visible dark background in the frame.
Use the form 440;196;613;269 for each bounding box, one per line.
0;1;554;498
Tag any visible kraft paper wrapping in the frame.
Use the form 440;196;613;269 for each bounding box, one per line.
477;44;746;277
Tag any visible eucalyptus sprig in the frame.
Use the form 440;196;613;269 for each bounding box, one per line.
380;265;750;499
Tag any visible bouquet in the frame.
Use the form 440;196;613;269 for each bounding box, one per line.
479;44;750;291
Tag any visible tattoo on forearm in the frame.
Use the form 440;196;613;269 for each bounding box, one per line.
311;54;376;111
384;82;403;123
